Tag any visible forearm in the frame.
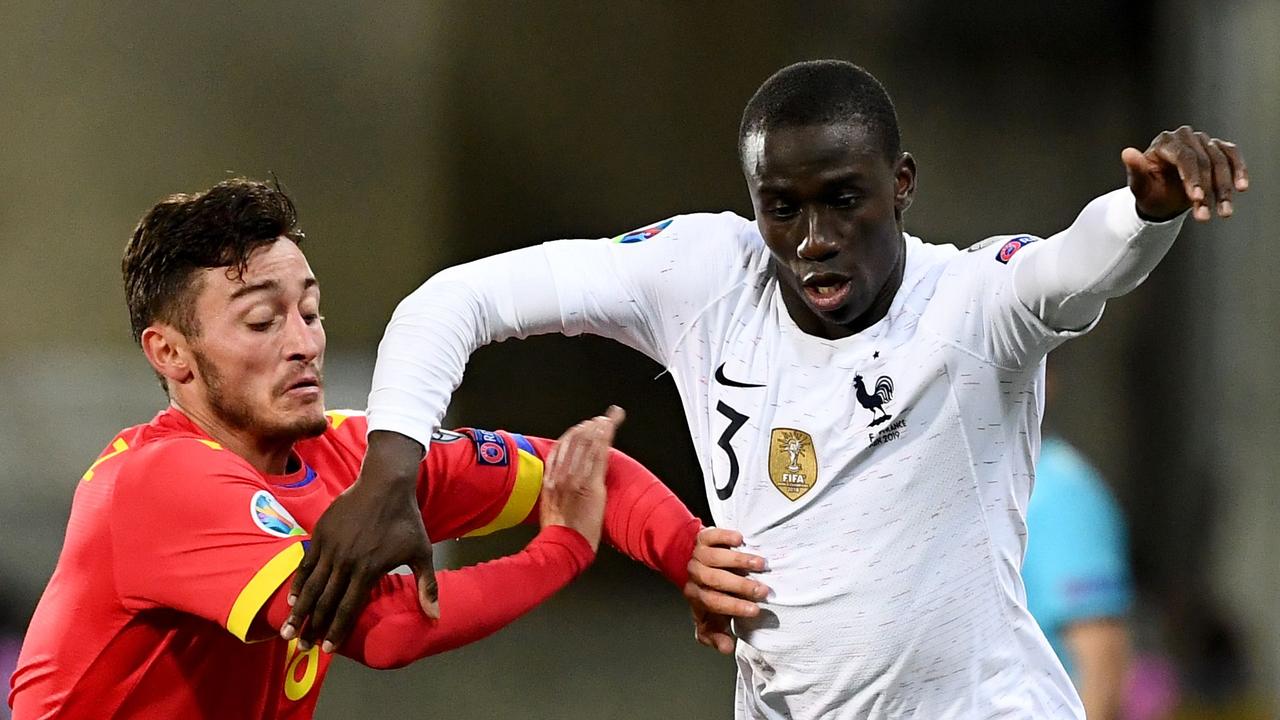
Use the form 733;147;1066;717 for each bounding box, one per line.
1065;619;1131;720
367;246;565;448
1013;187;1187;330
263;526;594;669
531;439;701;587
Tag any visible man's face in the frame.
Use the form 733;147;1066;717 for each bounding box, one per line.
743;121;914;338
182;238;327;444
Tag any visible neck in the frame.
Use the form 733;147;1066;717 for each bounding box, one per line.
170;399;295;475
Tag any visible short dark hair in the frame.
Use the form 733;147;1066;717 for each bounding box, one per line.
122;177;304;344
739;60;901;163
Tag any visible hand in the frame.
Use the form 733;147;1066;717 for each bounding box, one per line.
1122;125;1249;222
682;527;770;655
281;431;436;653
539;406;626;551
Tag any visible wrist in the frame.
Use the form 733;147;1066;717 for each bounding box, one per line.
536;525;598;570
362;431;425;489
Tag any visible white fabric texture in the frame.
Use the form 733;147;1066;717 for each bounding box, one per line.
367;190;1184;718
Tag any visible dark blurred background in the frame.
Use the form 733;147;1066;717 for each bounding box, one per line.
2;1;1275;717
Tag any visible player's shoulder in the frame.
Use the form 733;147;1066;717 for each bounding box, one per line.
615;211;763;262
320;408;369;443
111;433;253;507
916;232;1046;310
952;233;1046;272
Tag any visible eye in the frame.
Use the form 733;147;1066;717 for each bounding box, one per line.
830;193;860;209
247;320;274;332
768;203;799;221
303;313;325;325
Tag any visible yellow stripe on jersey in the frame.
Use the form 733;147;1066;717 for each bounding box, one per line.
325;409;365;430
197;439;223;450
226;541;305;642
463;448;544;537
81;438;130;482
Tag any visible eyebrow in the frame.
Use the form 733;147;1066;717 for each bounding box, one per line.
758;170;867;195
228;277;318;301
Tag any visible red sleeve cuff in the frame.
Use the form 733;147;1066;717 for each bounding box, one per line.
533;524;596;572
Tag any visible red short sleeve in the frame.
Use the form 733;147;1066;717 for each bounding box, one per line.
110;439;308;641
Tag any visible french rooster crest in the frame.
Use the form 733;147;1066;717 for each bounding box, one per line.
853;374;894;427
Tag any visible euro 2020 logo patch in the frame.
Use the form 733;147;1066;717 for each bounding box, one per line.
613;218;673;244
251;490;306;538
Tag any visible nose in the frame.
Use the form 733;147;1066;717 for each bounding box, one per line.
282;310;322;364
797;209;838;262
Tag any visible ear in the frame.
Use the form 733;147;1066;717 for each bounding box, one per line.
140;324;194;389
893;152;917;216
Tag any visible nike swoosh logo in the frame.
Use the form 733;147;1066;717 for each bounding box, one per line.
714;363;766;388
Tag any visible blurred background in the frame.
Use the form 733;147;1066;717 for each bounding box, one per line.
1;1;1275;717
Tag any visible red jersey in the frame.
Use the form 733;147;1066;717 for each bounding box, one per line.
11;408;698;719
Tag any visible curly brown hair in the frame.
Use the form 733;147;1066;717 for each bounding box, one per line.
122;177;305;344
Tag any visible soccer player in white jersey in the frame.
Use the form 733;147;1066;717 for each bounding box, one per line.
284;61;1248;718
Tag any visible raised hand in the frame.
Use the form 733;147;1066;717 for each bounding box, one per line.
1122;125;1248;223
539;406;626;550
682;527;770;655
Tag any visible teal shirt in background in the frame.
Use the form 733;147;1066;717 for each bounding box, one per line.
1024;437;1134;678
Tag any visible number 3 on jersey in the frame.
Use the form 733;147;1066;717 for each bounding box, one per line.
714;401;749;500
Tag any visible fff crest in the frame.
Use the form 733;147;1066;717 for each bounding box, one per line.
769;428;817;501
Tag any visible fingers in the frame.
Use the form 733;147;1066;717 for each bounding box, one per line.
282;555;329;641
694;614;738;655
687;562;769;609
1204;138;1235;217
1218;141;1248;191
414;562;440;620
321;572;375;653
1153;137;1208;219
556;406;626;487
1142;126;1250;222
298;564;350;651
694;544;768;574
697;526;746;549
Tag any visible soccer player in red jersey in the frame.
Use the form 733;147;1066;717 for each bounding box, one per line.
9;179;704;719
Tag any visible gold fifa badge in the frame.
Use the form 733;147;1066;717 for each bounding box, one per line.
769;428;818;501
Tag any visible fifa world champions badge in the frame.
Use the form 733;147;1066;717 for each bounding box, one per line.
769;428;818;501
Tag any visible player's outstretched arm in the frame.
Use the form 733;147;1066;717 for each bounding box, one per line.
273;410;620;663
1014;127;1248;331
523;437;703;587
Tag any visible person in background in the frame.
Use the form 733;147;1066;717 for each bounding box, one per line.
1024;364;1133;720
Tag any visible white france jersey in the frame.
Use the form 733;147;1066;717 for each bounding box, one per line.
543;215;1086;719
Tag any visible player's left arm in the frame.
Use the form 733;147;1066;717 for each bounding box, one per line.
1014;127;1248;332
1063;618;1130;720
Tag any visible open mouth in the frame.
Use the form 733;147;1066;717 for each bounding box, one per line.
801;275;852;312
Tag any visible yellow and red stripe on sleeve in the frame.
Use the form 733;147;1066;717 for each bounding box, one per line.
463;434;544;538
225;541;306;642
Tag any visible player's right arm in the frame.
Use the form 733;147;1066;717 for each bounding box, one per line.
114;413;616;669
289;213;754;641
272;412;621;666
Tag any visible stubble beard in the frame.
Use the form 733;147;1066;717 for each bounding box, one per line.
192;348;328;445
